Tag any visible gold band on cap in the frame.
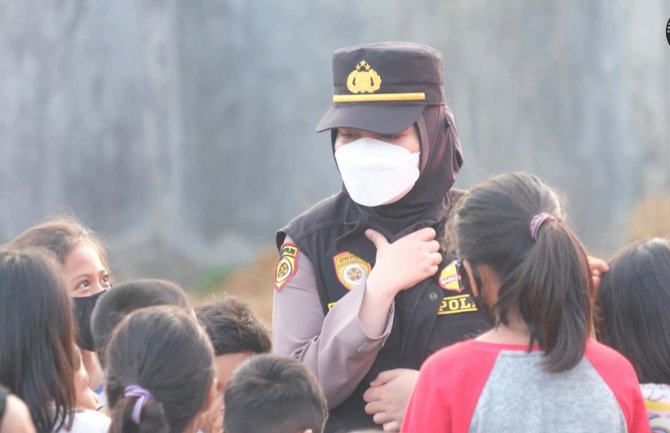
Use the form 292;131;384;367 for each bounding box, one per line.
333;92;426;103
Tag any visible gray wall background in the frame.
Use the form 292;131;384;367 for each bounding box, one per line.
1;0;669;285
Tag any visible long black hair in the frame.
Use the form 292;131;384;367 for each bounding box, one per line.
596;238;670;384
454;172;593;372
0;248;76;432
106;306;215;433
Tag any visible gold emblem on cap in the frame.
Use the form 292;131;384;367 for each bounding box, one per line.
335;59;426;103
346;60;382;94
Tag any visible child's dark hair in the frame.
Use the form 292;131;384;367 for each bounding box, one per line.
0;248;76;433
454;172;593;372
91;278;191;367
7;216;112;277
105;306;215;433
195;294;271;356
224;354;328;433
595;238;670;384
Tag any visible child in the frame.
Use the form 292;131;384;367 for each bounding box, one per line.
195;295;272;433
0;249;110;433
0;384;37;433
596;238;670;431
90;278;191;367
224;354;328;433
402;172;649;433
105;306;216;433
8;216;113;392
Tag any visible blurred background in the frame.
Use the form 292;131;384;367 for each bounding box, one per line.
1;0;669;323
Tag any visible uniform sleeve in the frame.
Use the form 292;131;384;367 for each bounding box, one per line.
272;236;395;408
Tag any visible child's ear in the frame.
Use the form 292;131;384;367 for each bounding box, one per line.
202;378;218;412
462;260;480;298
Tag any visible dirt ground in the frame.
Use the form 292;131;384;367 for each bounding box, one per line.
194;247;278;330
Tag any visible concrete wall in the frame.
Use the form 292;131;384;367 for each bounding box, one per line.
1;0;668;284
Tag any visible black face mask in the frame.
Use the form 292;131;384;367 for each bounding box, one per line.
73;290;107;351
457;260;494;326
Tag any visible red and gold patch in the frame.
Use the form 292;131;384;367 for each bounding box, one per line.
438;260;463;293
333;251;371;291
274;243;300;292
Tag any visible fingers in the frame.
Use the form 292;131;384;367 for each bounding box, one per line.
409;227;436;241
364;400;385;415
367;228;439;252
370;368;403;387
373;411;396;425
587;255;609;274
365;229;389;249
382;421;401;432
587;255;609;290
363;386;382;403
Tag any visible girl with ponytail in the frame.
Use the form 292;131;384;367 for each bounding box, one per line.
403;172;649;433
105;306;216;433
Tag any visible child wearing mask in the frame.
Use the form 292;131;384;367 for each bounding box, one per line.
402;173;649;433
8;216;113;393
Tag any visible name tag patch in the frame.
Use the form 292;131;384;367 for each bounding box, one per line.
438;294;478;315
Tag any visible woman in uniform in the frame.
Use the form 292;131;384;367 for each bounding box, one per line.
272;42;490;432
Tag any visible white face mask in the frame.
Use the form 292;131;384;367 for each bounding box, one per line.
334;137;420;207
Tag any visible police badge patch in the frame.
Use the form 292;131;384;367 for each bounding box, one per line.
438;260;463;293
274;243;300;292
333;251;371;291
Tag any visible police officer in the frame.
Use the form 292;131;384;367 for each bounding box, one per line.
272;42;490;432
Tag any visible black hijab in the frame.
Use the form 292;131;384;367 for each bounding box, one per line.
336;105;464;243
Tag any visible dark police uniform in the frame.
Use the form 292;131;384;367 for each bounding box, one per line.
277;190;489;431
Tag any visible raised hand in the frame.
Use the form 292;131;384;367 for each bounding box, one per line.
364;227;442;299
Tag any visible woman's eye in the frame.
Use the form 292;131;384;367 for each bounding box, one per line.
76;280;90;290
380;133;401;141
101;274;111;287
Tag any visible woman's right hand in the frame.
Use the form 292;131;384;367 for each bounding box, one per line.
365;227;442;299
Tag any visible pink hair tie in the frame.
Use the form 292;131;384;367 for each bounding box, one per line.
124;385;153;425
529;213;555;241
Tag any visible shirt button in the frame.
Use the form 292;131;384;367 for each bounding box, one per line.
428;292;439;301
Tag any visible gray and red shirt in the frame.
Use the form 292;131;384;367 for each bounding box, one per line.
403;339;650;433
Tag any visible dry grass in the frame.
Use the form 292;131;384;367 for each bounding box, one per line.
627;194;670;242
192;247;277;330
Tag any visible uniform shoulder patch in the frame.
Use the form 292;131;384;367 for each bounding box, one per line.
274;243;300;292
333;251;371;291
438;260;463;293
